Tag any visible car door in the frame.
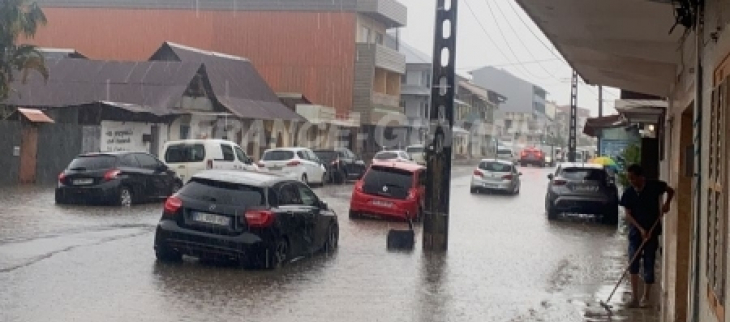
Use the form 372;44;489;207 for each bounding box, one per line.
274;182;314;256
118;154;146;196
218;144;237;170
294;182;329;252
305;149;324;181
133;153;170;199
233;145;255;171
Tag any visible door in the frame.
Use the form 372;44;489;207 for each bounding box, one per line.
234;145;255;171
306;149;325;182
134;153;168;199
118;154;146;195
19;125;38;184
275;182;315;256
219;144;236;170
294;182;328;252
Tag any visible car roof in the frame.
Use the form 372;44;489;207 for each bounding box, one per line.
558;162;604;169
191;169;290;187
264;147;309;152
370;160;425;172
78;151;147;157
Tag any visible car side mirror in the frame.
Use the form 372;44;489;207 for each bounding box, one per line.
157;164;169;172
319;200;329;210
547;174;554;180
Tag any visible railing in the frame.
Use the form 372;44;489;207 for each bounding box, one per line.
371;92;400;108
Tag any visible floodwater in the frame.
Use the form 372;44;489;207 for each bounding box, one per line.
0;166;658;322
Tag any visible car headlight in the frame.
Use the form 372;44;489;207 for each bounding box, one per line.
545;157;552;162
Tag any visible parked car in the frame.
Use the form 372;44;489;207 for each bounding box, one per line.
258;147;327;186
349;161;426;221
470;159;522;194
313;148;367;184
372;150;414;164
405;144;426;166
544;162;619;225
162;139;258;183
496;146;516;162
519;147;547;167
153;170;339;269
56;152;183;206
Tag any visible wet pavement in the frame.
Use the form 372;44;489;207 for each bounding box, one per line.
0;165;659;322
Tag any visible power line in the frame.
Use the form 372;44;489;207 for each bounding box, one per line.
504;0;567;63
455;58;563;70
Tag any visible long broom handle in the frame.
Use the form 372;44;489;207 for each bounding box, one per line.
604;217;662;304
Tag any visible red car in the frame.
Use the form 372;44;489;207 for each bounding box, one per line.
349;161;426;221
519;147;546;167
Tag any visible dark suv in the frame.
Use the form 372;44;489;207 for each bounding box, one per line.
313;148;366;183
154;170;339;269
544;163;619;224
56;152;182;206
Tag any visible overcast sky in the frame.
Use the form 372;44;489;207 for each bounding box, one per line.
395;0;619;116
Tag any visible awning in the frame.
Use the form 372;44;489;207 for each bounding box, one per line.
582;114;627;137
17;108;54;123
615;99;667;125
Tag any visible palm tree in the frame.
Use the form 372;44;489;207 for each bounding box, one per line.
0;0;48;101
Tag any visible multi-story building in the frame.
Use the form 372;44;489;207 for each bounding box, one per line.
24;0;408;153
469;66;548;147
555;105;594;148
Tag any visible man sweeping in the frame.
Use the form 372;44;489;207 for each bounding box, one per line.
619;164;675;308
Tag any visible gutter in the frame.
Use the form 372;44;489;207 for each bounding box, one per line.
690;2;704;322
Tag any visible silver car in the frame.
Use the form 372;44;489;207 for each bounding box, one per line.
544;162;619;224
470;159;522;194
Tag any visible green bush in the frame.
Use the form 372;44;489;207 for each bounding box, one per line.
617;143;641;187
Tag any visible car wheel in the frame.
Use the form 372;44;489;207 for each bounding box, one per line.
321;173;327;187
324;223;339;253
470;187;478;194
337;170;347;184
117;186;133;207
55;190;67;205
513;185;520;195
155;243;182;262
301;174;309;186
602;205;619;225
267;238;289;269
349;210;360;219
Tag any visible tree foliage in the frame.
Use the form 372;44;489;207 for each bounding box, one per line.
617;142;641;187
0;0;48;101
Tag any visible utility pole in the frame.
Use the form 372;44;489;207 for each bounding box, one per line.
568;70;578;162
597;85;603;156
423;0;458;252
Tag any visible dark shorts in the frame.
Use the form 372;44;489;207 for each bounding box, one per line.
628;234;659;284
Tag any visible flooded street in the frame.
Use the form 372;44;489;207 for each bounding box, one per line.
0;166;654;322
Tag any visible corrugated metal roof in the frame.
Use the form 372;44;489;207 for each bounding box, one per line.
4;58;200;115
151;42;305;121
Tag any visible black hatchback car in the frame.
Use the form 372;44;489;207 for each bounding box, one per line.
56;152;183;206
544;162;619;224
153;170;339;269
313;148;366;183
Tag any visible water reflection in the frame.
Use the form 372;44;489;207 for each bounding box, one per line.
416;252;450;322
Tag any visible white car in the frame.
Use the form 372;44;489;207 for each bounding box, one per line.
162;139;259;183
406;145;426;165
372;150;415;164
470;159;522;194
258;147;327;186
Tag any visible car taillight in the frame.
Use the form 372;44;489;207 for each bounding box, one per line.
473;170;483;177
58;172;66;183
257;161;265;168
553;179;567;186
287;160;301;167
521;151;527;157
163;196;182;215
244;209;275;228
503;174;513;180
103;169;121;181
206;159;213;169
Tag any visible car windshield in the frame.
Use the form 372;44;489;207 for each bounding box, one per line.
406;146;424;153
164;144;205;163
314;151;338;160
560;168;607;181
374;152;399;160
262;150;295;161
362;166;413;198
178;178;266;207
67;155;117;170
497;149;512;155
479;161;513;172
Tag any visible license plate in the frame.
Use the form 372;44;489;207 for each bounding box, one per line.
483;183;496;188
269;166;282;171
192;212;230;226
574;186;597;192
371;200;393;208
73;178;93;185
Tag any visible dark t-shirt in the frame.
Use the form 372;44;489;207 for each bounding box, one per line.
620;179;668;238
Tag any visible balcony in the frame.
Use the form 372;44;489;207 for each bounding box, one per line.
356;43;405;74
371;92;400;110
356;0;407;28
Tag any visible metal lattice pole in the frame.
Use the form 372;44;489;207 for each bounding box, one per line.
423;0;458;252
568;70;578;162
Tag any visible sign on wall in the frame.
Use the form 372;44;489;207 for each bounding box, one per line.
100;121;149;152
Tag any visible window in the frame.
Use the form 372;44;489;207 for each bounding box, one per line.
178;178;265;207
220;144;235;162
707;79;728;314
164;144;205;163
295;183;319;207
375;33;383;45
234;146;248;163
263;150;294;161
67;155;117;170
277;183;302;205
478;161;513;173
361;166;413;199
297;151;307;160
179;124;190;140
119;154;140;168
134;153;161;170
360;26;371;43
423;71;431;87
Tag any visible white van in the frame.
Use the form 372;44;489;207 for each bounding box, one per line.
405;144;426;165
161;139;259;183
